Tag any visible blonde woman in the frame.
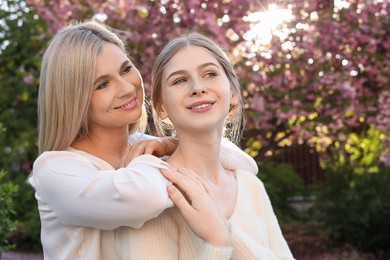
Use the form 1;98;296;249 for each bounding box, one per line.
29;21;257;259
118;33;294;259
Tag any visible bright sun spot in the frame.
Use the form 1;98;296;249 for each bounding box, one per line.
243;4;293;45
243;4;293;46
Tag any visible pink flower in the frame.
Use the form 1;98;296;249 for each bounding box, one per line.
23;75;35;85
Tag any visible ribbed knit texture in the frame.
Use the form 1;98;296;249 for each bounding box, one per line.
118;170;295;259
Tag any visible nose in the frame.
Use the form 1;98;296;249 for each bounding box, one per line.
118;77;137;97
190;81;207;96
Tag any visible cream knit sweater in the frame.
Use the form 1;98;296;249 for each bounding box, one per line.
118;170;294;260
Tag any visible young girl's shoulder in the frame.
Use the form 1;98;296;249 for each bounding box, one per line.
236;169;266;193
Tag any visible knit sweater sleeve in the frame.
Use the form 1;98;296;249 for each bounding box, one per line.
197;243;233;260
229;171;295;260
29;151;173;230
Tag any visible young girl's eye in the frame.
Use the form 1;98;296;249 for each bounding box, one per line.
173;78;187;85
205;71;217;78
96;81;109;90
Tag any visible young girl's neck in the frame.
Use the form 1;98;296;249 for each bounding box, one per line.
167;132;224;181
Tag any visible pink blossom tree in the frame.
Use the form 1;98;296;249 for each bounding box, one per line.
27;0;389;164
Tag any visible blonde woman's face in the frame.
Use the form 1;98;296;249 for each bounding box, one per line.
89;43;144;130
159;46;233;135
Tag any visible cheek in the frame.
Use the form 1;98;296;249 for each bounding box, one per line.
87;99;101;121
161;91;177;112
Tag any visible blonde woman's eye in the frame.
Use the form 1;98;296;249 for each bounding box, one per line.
122;65;132;74
96;81;109;90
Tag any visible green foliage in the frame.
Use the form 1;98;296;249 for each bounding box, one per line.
0;0;48;175
315;165;390;256
257;162;305;222
0;170;19;253
326;125;388;174
0;0;48;251
314;126;390;256
10;175;41;251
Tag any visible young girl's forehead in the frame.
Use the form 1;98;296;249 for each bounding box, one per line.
167;46;219;67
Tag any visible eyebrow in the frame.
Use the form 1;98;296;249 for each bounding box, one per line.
165;62;221;83
94;60;131;85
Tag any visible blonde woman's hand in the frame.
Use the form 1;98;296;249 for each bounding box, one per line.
161;168;231;247
121;137;178;166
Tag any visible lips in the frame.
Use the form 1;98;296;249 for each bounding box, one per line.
114;98;137;110
186;100;215;110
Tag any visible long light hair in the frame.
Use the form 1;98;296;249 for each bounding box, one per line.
151;32;244;144
38;20;147;154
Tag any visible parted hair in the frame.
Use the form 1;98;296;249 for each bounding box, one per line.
151;32;244;145
38;20;147;154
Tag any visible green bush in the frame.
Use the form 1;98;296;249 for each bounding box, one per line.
0;0;49;251
315;165;390;257
257;162;305;222
0;170;19;253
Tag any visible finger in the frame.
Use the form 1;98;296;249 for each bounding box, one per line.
176;168;210;194
161;169;209;205
176;168;203;188
128;144;146;158
143;144;155;155
166;184;194;216
161;169;199;193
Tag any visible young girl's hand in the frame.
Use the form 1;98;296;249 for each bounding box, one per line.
161;168;231;247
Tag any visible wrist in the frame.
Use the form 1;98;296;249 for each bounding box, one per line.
208;222;232;247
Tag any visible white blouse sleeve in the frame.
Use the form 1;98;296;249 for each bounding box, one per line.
128;132;156;144
220;138;258;175
29;152;173;230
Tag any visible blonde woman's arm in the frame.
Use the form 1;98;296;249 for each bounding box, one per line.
220;137;258;174
29;152;173;230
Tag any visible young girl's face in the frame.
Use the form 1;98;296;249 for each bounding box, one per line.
88;43;144;131
159;45;233;134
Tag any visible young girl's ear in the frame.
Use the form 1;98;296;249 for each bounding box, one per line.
158;104;169;120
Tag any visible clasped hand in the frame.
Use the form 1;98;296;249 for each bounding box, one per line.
120;137;178;167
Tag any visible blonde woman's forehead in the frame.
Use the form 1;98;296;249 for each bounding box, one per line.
94;43;130;78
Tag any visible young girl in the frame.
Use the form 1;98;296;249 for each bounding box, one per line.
29;21;257;259
118;32;295;259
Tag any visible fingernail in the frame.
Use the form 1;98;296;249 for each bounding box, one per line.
167;185;176;194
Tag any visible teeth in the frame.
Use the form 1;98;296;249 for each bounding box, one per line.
192;103;210;109
119;99;136;109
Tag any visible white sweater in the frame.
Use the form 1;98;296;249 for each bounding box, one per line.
118;170;295;260
29;134;259;259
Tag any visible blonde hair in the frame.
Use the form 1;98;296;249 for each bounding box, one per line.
151;32;244;144
38;20;147;154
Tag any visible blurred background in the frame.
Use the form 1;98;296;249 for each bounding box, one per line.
0;0;389;259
